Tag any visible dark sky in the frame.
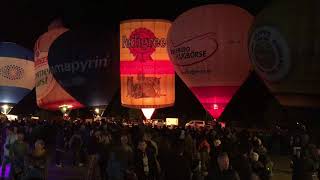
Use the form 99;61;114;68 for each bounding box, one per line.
2;0;285;126
1;0;270;48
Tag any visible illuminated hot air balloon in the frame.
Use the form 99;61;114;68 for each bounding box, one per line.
249;0;320;107
48;27;119;117
120;19;175;120
0;42;35;115
35;20;84;118
168;5;253;119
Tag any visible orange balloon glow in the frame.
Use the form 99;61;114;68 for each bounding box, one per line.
120;19;175;110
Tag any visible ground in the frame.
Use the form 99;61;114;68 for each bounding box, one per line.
271;155;291;180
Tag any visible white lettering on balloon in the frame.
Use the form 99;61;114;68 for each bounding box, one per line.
50;56;111;74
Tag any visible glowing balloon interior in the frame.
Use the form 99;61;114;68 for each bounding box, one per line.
168;5;253;119
59;104;72;116
142;108;155;120
92;106;106;118
0;104;13;115
120;19;175;115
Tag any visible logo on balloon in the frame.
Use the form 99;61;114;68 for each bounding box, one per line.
169;32;218;66
127;75;163;99
122;27;165;99
122;28;166;62
0;65;24;80
34;49;47;68
249;26;290;82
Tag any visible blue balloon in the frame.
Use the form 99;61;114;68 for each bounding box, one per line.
48;28;119;107
0;42;35;105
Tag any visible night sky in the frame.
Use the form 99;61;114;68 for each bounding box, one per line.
1;0;270;48
4;0;319;128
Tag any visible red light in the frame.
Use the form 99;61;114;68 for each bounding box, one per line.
220;122;226;128
191;86;238;119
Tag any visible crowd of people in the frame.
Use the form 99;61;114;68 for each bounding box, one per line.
289;126;320;180
0;122;47;180
0;118;318;180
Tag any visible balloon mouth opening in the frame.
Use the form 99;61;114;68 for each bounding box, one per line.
59;104;73;117
141;108;155;119
213;103;219;110
0;104;13;115
93;107;105;117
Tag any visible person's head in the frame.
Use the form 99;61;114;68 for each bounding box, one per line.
102;134;110;144
143;132;151;141
94;131;101;139
214;139;221;147
35;139;45;150
17;131;24;141
179;130;185;140
251;152;259;162
217;152;229;171
137;139;147;152
121;134;128;145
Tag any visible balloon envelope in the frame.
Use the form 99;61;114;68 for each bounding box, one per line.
0;42;34;105
48;28;119;107
249;0;320;107
35;26;84;110
120;20;175;109
168;5;253;118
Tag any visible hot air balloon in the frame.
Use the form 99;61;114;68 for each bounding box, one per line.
48;27;119;118
35;20;84;118
167;5;253;119
120;19;175;120
0;42;35;115
249;0;320;107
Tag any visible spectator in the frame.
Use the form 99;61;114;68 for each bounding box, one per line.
134;139;158;180
55;128;65;167
2;127;17;176
10;131;28;180
165;141;191;180
69;131;83;167
23;139;48;180
207;152;240;180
